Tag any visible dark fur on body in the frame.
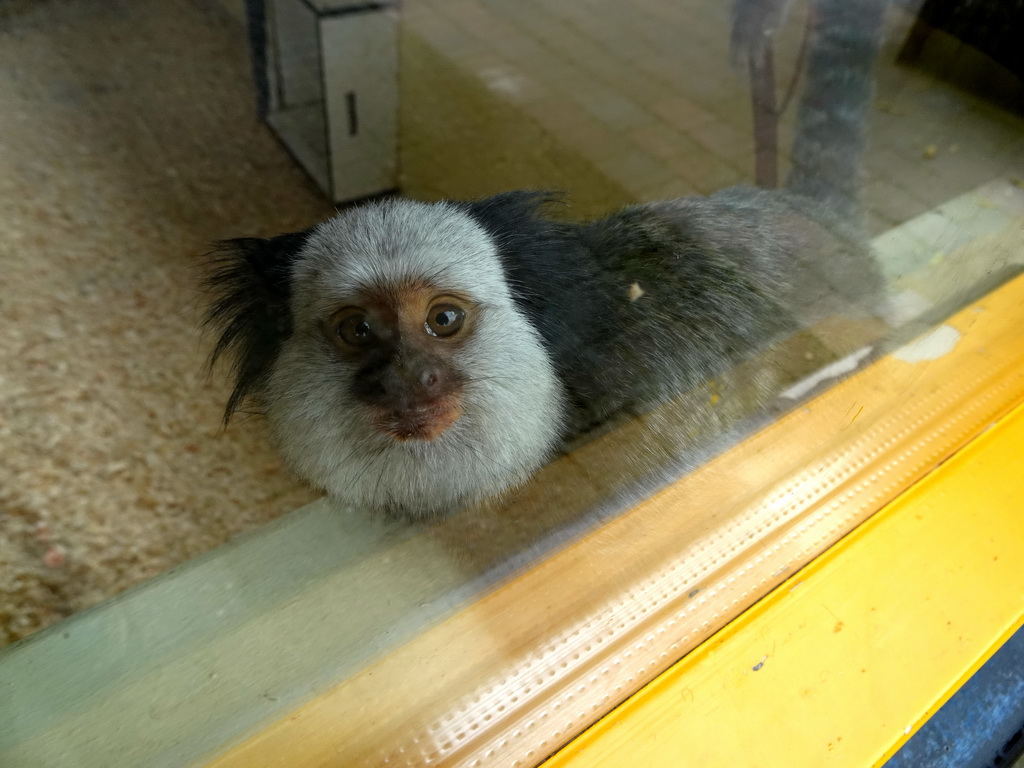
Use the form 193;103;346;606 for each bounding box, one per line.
203;0;888;515
466;186;879;438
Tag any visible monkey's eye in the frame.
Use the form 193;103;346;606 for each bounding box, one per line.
334;311;375;347
424;304;466;338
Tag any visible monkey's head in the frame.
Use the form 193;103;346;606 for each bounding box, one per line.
205;197;565;518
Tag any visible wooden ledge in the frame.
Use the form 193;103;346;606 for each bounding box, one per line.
548;401;1024;767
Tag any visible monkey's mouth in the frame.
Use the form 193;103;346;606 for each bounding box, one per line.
372;401;462;442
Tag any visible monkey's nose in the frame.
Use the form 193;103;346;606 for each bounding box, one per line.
375;361;445;403
354;353;456;414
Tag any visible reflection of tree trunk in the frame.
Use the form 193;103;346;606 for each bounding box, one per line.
745;6;814;190
749;47;779;189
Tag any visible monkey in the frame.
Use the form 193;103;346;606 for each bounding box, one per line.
204;0;889;519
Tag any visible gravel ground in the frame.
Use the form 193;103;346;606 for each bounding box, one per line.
0;0;328;644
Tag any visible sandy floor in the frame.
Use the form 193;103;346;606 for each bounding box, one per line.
0;0;327;644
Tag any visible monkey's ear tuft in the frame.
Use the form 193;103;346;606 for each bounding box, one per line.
202;230;311;424
463;190;569;273
463;191;564;241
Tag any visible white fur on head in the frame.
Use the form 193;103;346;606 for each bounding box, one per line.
263;198;565;517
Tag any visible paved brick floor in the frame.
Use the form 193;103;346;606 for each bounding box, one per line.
406;0;1024;235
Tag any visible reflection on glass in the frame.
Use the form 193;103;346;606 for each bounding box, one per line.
2;0;1024;764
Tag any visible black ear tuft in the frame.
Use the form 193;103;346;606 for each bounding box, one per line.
202;230;311;424
463;191;564;246
462;190;581;313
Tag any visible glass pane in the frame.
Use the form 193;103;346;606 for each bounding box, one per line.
2;0;1023;764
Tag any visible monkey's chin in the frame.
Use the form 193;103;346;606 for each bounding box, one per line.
349;469;527;522
324;432;548;522
375;405;463;442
